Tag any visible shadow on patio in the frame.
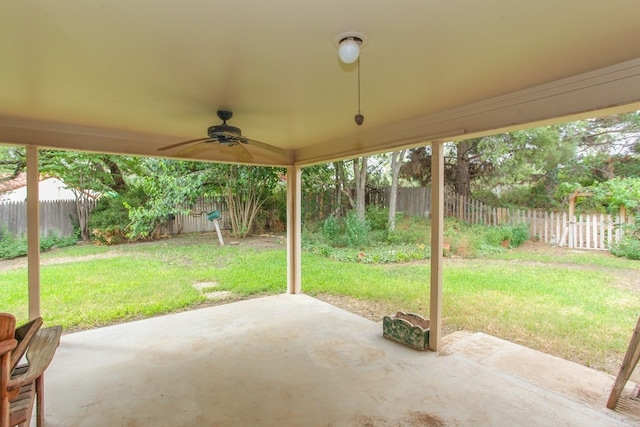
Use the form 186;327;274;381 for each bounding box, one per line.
43;294;640;426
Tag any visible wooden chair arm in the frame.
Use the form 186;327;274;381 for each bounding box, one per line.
0;338;17;355
11;317;43;371
7;325;62;391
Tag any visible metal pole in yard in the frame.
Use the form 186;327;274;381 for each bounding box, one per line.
213;219;224;246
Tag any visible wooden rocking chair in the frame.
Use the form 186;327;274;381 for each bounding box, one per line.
0;313;61;427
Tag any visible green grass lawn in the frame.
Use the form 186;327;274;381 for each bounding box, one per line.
1;233;639;377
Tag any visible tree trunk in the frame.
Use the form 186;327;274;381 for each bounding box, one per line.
388;150;407;231
101;156;127;192
226;182;266;238
73;191;91;241
456;141;471;197
353;157;368;220
334;161;345;217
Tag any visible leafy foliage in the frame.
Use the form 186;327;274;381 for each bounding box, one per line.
322;214;342;246
0;226;78;260
308;214;533;263
89;187;148;244
591;177;640;213
344;210;371;248
319;211;371;248
220;165;284;238
39;151;141;241
401;112;640;211
124;159;207;240
365;205;390;231
610;236;640;260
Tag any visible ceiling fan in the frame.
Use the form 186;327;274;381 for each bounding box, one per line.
157;110;284;160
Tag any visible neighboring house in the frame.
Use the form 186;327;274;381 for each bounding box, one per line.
0;174;79;202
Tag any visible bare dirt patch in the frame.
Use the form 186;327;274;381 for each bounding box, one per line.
0;251;120;272
225;233;286;250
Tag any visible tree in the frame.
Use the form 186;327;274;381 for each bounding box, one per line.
454;141;472;197
352;157;368;220
84;158;284;240
591;177;640;216
388;149;407;231
591;177;640;259
39;151;139;241
301;164;335;222
124;159;205;239
400;146;432;186
474;127;573;207
334;161;347;217
0;147;143;241
0;146;26;182
561;112;640;183
217;165;284;238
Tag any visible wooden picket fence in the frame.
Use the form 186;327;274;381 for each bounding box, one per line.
450;194;629;250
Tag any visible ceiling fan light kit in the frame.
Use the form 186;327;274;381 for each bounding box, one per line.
337;37;361;64
333;31;369;63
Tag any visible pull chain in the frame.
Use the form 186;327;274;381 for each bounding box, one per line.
354;57;364;126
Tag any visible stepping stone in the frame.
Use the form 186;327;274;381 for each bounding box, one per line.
193;282;218;291
203;291;235;301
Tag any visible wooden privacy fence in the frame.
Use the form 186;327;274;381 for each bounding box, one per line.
169;197;231;234
0;197;230;239
0;199;84;238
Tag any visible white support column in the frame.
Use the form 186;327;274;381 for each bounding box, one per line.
286;165;302;294
26;145;41;320
429;141;444;351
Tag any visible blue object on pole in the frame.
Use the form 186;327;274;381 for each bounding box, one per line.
207;210;221;221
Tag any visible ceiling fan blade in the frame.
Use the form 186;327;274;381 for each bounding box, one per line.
245;138;286;156
175;140;253;162
157;137;209;152
233;143;253;162
176;141;211;156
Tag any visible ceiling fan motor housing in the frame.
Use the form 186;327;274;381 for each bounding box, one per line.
207;124;247;146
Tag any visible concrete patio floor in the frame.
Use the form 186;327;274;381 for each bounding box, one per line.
42;294;640;426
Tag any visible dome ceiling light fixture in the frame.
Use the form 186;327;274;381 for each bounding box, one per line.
334;32;369;126
334;31;369;64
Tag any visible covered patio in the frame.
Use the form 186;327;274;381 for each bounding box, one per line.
2;1;640;425
44;294;639;426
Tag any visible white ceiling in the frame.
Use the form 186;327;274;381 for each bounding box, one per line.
1;1;640;166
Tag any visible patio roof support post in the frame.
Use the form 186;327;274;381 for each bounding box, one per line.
286;165;302;294
429;141;444;351
26;145;41;320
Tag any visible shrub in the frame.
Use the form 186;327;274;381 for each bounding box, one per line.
0;226;78;260
483;223;529;248
510;223;530;248
484;226;510;247
610;237;640;260
0;230;25;259
89;187;147;245
344;211;370;248
303;213;535;263
40;232;78;251
322;214;342;246
365;205;389;231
